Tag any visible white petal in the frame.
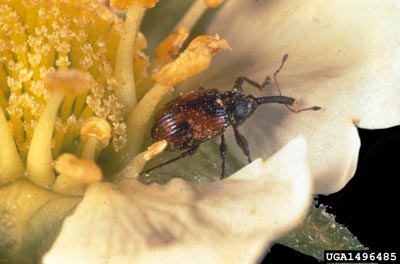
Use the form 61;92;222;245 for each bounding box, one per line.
43;137;311;264
188;1;400;194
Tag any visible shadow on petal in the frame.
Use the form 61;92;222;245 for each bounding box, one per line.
43;137;311;264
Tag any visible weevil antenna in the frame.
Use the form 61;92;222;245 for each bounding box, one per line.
273;54;321;113
273;53;288;96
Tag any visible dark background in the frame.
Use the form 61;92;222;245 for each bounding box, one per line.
263;126;400;263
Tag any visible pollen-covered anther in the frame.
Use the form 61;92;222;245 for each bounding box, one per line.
153;35;230;87
204;0;225;8
80;117;112;160
154;27;189;63
55;153;103;185
111;0;159;10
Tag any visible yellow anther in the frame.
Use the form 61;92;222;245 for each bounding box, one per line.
204;0;224;8
115;140;167;179
80;117;112;161
154;27;189;63
111;0;158;10
143;140;168;161
153;35;230;87
110;0;135;9
55;153;103;185
44;70;90;95
135;32;148;51
139;0;159;8
80;117;112;145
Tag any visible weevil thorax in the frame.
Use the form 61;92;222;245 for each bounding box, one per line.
222;91;257;126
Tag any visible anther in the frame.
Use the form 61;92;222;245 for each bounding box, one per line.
153;35;230;87
80;117;112;160
53;153;102;195
115;140;167;179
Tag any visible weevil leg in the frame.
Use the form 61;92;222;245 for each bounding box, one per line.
141;145;199;175
220;134;228;178
233;76;270;93
233;125;251;163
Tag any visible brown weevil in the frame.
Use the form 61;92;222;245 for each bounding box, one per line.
142;54;321;177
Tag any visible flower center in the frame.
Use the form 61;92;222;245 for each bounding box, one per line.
0;0;227;194
0;0;126;159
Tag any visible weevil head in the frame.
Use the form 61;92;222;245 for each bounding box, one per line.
222;92;258;125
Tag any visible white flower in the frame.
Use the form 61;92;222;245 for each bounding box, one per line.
2;0;399;263
189;0;400;194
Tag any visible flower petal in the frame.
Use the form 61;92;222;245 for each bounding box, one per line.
0;179;80;262
187;1;400;194
43;137;311;263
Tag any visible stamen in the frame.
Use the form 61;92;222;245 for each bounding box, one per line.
60;94;75;120
103;83;172;171
126;83;171;155
153;35;230;86
115;140;167;179
154;27;189;64
175;0;208;32
174;0;224;32
26;70;89;188
114;2;146;115
80;117;111;160
133;32;152;99
0;107;25;184
53;153;102;196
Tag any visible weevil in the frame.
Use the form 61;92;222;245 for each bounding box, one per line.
143;54;320;177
